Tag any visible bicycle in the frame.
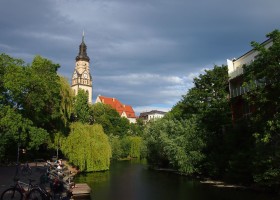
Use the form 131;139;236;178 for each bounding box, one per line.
25;185;51;200
0;178;36;200
27;177;73;200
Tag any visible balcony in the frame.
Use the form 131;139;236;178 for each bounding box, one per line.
229;67;244;80
230;85;250;98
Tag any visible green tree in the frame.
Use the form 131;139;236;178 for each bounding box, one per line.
128;118;145;136
119;136;144;159
173;65;231;177
58;76;74;131
109;135;123;160
72;89;91;124
91;103;130;136
3;55;61;131
243;30;280;188
61;122;111;172
0;54;64;161
0;106;48;162
144;117;205;175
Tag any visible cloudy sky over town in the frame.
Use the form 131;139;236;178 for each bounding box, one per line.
1;0;279;114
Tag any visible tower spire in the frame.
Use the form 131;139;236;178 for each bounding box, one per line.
76;31;90;62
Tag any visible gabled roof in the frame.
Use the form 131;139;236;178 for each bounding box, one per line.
96;95;136;118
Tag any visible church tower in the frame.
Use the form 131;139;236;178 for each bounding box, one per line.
71;32;93;103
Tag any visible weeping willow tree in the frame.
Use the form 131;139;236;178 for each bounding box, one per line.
58;76;74;129
120;136;144;159
61;122;111;172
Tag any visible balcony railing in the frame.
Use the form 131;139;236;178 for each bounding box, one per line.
229;67;244;80
230;79;272;98
230;85;250;98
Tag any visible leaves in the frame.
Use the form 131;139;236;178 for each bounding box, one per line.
61;122;112;172
144;117;205;174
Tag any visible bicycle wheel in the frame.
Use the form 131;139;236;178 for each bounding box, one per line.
26;189;45;200
0;188;23;200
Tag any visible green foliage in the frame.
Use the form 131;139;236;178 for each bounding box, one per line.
109;135;123;160
128;136;143;158
121;136;144;159
91;103;130;136
222;122;254;183
243;30;280;126
0;105;48;162
242;30;280;188
0;54;25;106
109;135;145;160
171;65;231;177
128;118;145;136
61;122;111;172
0;54;75;162
3;55;61;130
58;76;74;131
178;65;230;124
72;90;91;124
0;54;64;161
144;117;205;175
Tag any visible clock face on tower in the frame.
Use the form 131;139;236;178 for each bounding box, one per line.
73;73;77;78
83;73;88;78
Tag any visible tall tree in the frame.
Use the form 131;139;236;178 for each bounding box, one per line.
144;117;205;174
91;103;130;136
61;122;111;172
3;55;61;131
58;76;74;131
173;65;231;177
72;89;91;124
243;30;280;188
0;54;63;161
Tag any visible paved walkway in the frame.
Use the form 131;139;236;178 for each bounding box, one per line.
0;162;46;195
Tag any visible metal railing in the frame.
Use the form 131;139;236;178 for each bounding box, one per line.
230;86;250;98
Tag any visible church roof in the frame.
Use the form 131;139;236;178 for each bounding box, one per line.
97;95;136;118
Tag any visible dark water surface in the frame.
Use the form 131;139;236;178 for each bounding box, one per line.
74;160;277;200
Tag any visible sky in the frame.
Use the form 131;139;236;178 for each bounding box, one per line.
0;0;279;115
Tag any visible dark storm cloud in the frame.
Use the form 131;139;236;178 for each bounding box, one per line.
1;0;280;114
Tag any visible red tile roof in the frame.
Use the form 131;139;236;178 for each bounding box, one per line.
97;95;136;118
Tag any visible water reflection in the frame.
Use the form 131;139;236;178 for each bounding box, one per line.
75;160;277;200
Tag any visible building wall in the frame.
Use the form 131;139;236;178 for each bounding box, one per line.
148;113;165;120
227;38;273;122
139;110;166;123
227;39;272;80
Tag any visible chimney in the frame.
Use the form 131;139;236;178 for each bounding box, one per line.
102;99;104;103
113;98;115;102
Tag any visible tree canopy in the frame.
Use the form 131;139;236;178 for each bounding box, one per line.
61;122;111;172
0;54;71;162
242;30;280;187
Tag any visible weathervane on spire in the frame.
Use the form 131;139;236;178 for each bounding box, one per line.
82;30;85;43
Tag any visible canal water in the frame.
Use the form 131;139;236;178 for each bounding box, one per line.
74;160;277;200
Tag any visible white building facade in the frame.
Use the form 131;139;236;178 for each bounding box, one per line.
139;110;167;123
